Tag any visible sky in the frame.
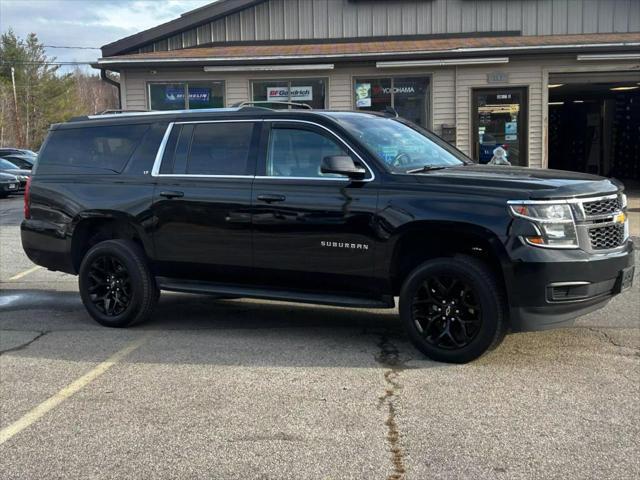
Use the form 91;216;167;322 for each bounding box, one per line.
0;0;214;72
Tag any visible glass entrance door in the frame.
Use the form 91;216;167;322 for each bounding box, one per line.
473;88;528;166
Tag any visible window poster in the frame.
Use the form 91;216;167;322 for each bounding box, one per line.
355;83;372;107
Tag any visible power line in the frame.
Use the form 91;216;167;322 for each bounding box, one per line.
0;61;95;66
43;45;101;50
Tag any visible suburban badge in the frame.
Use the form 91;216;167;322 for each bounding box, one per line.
321;241;369;251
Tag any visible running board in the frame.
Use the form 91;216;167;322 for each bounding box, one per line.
156;277;395;309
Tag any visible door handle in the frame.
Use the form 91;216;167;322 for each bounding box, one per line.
159;190;184;199
257;194;286;203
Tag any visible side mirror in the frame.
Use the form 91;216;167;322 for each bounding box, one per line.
320;156;367;180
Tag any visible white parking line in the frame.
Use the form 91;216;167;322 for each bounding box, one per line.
8;266;42;281
0;335;149;446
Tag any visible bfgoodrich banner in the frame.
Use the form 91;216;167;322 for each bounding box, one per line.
267;86;313;101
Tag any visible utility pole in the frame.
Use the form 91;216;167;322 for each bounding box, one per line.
1;90;5;147
25;79;30;148
11;66;24;147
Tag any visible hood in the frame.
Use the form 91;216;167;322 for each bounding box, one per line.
410;165;622;199
0;168;30;177
0;172;19;181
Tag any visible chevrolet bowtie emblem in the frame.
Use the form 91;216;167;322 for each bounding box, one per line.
614;212;627;224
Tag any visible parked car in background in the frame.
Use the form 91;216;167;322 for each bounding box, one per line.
0;172;20;198
0;148;37;158
0;158;30;190
2;153;36;170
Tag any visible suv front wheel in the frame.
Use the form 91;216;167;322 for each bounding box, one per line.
79;239;159;327
399;256;507;363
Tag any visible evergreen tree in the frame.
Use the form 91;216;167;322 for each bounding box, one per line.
0;30;116;150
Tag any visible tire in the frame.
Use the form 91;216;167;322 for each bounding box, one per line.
78;239;159;328
0;193;8;199
399;255;507;363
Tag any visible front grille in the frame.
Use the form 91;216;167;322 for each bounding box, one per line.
588;223;625;250
582;196;621;217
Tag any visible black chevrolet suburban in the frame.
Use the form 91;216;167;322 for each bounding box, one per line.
21;107;634;363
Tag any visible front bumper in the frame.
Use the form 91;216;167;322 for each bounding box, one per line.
0;181;20;194
504;239;635;332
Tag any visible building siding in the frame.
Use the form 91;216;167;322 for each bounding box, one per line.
121;56;639;170
140;0;640;52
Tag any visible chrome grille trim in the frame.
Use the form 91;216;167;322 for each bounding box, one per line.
573;193;627;252
582;197;622;217
588;224;626;250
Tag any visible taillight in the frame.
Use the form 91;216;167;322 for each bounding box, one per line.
24;176;31;219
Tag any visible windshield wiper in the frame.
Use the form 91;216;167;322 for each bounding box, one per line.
406;165;449;174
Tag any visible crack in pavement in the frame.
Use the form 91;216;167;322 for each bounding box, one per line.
375;331;408;480
0;330;50;355
588;328;640;354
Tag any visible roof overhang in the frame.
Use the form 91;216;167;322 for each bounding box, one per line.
94;46;640;71
203;64;335;72
93;33;640;71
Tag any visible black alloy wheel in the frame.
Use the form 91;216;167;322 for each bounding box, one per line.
399;256;506;363
79;239;159;328
412;274;482;349
87;254;133;317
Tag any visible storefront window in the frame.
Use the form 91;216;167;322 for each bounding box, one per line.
149;83;187;110
354;77;430;127
187;82;224;109
251;79;327;109
392;77;429;127
148;82;225;110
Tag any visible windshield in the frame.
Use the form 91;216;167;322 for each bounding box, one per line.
330;113;467;173
0;158;19;169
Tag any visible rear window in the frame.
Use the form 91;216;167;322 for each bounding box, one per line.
40;124;149;173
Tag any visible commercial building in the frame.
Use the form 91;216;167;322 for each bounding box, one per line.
94;0;640;180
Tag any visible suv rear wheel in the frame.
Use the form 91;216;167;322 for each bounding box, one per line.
78;239;158;327
399;256;506;363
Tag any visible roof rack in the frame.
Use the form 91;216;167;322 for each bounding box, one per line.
77;103;312;122
381;106;399;118
233;101;313;110
83;107;246;120
96;109;150;115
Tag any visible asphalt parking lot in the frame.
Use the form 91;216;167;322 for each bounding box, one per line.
1;194;639;479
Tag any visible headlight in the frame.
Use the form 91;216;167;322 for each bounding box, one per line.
509;202;578;248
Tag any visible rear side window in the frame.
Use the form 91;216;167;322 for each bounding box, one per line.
159;122;256;176
187;122;255;175
40;124;149;173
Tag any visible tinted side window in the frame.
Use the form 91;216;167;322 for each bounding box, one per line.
267;127;348;178
187;122;255;175
172;124;195;174
40;124;149;173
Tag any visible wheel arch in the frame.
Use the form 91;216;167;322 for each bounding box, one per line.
385;220;510;299
69;212;153;273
